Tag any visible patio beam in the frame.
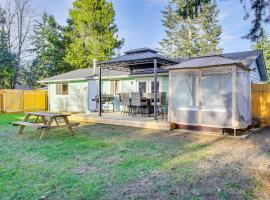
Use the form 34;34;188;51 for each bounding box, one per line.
99;65;102;116
154;59;158;120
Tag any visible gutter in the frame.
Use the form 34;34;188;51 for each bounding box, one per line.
38;72;169;83
38;77;89;84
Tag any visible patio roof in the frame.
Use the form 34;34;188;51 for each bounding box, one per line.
98;48;178;69
97;48;171;120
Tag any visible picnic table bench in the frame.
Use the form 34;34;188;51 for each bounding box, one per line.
13;112;79;139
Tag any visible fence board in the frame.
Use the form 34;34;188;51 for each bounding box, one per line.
252;83;270;125
0;92;3;113
0;89;47;113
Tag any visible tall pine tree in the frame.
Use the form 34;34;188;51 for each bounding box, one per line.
65;0;123;69
159;0;222;58
27;12;72;87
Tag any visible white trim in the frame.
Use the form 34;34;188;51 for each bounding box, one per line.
55;83;69;96
38;77;88;83
92;73;168;80
38;73;169;83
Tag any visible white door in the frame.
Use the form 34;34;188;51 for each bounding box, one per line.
88;80;98;112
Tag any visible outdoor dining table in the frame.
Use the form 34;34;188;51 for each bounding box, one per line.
13;112;79;139
140;97;154;116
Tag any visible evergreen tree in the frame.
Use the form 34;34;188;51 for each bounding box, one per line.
197;2;222;55
28;12;72;87
159;0;222;58
252;32;270;78
0;7;16;88
65;0;124;69
173;0;270;42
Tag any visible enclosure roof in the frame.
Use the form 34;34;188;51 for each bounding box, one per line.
171;50;268;81
98;47;177;66
169;55;244;69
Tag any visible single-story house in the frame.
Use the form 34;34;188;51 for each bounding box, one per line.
39;48;268;131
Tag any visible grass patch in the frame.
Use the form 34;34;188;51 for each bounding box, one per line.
0;114;261;199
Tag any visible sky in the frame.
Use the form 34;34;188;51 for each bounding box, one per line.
33;0;265;54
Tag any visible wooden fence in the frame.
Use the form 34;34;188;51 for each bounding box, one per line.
251;83;270;125
0;89;48;113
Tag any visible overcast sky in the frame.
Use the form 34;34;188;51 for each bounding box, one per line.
32;0;268;54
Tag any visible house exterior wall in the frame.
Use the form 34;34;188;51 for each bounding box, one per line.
48;81;88;112
98;74;169;112
47;74;169;113
250;61;262;83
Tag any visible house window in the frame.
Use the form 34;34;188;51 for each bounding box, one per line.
138;82;146;96
56;83;69;95
110;80;120;95
151;81;159;94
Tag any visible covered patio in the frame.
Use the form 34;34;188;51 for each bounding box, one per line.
96;48;177;121
72;48;177;130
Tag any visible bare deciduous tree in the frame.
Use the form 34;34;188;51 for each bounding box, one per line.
1;0;36;88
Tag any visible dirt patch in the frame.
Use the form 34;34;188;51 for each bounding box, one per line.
112;172;170;200
109;126;270;199
72;163;98;175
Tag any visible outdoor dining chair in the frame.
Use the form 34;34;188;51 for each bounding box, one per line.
151;92;167;120
120;92;130;116
130;92;147;117
158;92;168;121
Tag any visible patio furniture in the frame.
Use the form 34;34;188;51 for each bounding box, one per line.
130;92;147;117
120;92;130;116
13;112;79;139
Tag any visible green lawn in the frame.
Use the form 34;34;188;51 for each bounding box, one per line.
0;114;258;199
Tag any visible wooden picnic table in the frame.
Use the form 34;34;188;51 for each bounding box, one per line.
13;112;79;139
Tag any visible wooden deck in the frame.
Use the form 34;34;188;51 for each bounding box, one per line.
70;112;171;130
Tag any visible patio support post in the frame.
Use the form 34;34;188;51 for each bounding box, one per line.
154;59;158;120
99;65;102;116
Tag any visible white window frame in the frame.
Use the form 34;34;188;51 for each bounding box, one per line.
55;83;69;96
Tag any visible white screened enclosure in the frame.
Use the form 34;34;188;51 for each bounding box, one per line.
169;65;251;129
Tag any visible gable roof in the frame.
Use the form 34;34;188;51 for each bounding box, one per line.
222;50;261;67
38;68;95;83
39;50;268;83
38;68;130;83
